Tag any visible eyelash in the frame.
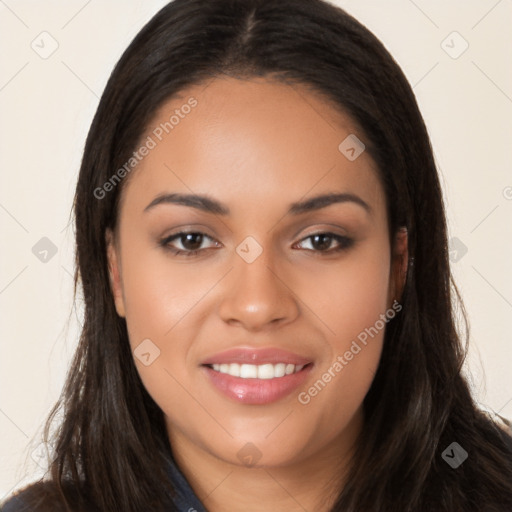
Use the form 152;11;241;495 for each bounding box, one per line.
159;231;354;257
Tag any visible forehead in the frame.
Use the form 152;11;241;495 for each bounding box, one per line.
120;76;385;218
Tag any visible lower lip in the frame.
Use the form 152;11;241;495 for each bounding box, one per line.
202;364;313;405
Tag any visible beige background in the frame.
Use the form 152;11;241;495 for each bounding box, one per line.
1;0;511;499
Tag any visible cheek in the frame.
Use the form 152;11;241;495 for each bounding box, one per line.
118;248;214;424
298;237;391;349
116;241;210;409
293;240;391;428
120;245;210;343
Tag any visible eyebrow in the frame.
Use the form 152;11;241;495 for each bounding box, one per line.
143;192;371;216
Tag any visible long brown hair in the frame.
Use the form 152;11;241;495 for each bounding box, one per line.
4;0;512;510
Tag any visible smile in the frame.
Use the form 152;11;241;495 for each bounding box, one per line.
209;362;305;379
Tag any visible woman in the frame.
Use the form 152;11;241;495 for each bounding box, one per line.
2;0;511;510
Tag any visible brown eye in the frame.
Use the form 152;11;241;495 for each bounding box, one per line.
159;231;221;256
310;234;334;251
295;232;354;254
179;233;204;251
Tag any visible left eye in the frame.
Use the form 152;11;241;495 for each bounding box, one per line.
295;233;353;253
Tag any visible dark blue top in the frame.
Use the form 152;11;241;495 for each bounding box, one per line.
165;453;207;512
1;453;207;512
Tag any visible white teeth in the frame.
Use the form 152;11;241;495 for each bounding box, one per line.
257;364;274;380
210;362;306;379
229;363;240;377
274;363;286;378
240;364;258;378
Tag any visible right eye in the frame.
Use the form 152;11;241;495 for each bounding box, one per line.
159;231;221;257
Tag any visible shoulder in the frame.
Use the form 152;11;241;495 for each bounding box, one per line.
2;481;49;511
1;480;89;512
1;491;27;512
491;412;512;451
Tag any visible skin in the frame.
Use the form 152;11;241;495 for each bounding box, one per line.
107;76;408;512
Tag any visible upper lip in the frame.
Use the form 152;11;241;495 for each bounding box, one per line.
201;347;313;366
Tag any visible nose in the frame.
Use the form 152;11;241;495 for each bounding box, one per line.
218;249;300;332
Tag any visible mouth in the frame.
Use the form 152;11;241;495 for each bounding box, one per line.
200;348;314;405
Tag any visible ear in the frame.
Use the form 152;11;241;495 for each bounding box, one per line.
389;227;408;305
106;228;126;318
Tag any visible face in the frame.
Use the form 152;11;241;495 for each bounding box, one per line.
107;77;407;470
